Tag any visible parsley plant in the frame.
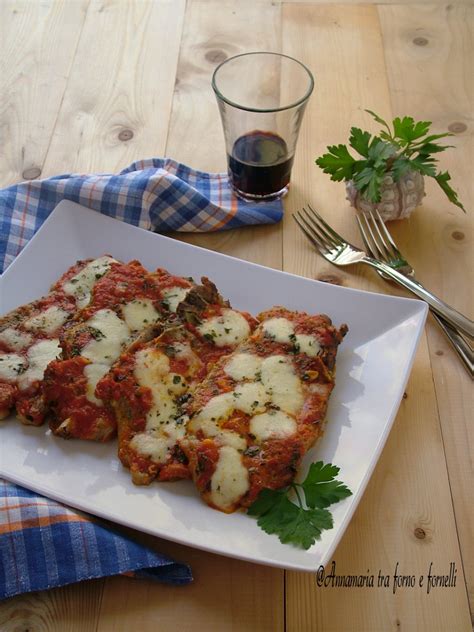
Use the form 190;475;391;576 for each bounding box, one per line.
316;110;465;211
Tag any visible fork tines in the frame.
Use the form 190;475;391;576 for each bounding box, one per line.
356;209;401;262
293;205;342;254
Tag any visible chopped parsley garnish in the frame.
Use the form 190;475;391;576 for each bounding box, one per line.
248;461;352;550
244;446;260;457
89;327;105;341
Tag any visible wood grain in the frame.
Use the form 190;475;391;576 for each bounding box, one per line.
0;0;89;187
379;2;474;613
282;3;471;630
165;0;283;269
41;0;185;176
97;532;283;632
0;579;104;632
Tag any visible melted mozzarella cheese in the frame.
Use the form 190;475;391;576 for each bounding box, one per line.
210;446;249;511
81;309;131;365
129;433;177;464
121;299;159;333
130;346;192;463
191;354;303;440
63;256;116;307
18;339;61;390
198;309;250;347
190;349;304;452
0;353;26;382
84;363;110;405
0;327;33;351
224;353;262;381
193;392;235;425
250;410;297;442
161;286;190;313
190;417;247;450
233;382;269;414
134;347;185;429
262;317;321;356
293;333;321;357
260;355;303;415
23;306;70;335
262;317;294;342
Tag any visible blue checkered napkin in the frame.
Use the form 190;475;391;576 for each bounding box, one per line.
0;482;192;600
0;157;284;273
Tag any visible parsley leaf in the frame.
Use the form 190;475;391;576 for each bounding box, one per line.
367;138;396;165
409;154;437;177
349;127;371;157
354;166;384;202
435;171;466;212
391;156;412;180
365;109;392;135
301;461;353;509
247;461;352;550
393;116;431;143
315;145;356;181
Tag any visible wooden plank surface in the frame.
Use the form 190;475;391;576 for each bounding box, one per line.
97;532;284;632
0;0;89;187
379;3;474;611
42;0;185;176
0;1;472;631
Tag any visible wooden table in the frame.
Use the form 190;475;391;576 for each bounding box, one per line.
0;1;472;630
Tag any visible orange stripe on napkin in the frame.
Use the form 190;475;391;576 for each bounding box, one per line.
0;513;88;535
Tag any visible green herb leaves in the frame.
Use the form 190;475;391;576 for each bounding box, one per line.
315;110;465;211
248;461;352;550
300;461;352;509
316;144;356;182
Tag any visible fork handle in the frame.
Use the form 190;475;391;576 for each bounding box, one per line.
365;257;474;339
432;313;474;379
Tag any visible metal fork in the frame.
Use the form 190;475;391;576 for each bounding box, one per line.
293;205;474;340
356;210;473;378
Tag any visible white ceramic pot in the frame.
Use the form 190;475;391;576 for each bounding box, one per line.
345;170;425;221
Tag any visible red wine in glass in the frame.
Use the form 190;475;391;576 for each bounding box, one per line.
228;130;294;198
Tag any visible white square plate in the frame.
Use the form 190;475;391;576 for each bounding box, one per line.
0;201;427;571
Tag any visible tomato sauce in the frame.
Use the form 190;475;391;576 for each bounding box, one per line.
43;357;116;441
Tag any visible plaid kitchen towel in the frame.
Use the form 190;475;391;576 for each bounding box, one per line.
0;482;192;600
0;157;284;272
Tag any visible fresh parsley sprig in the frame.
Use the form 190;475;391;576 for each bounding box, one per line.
247;461;352;550
316;110;465;211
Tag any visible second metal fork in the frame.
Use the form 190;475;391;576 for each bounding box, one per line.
356;210;473;378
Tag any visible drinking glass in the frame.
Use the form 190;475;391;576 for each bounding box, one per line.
212;51;314;201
